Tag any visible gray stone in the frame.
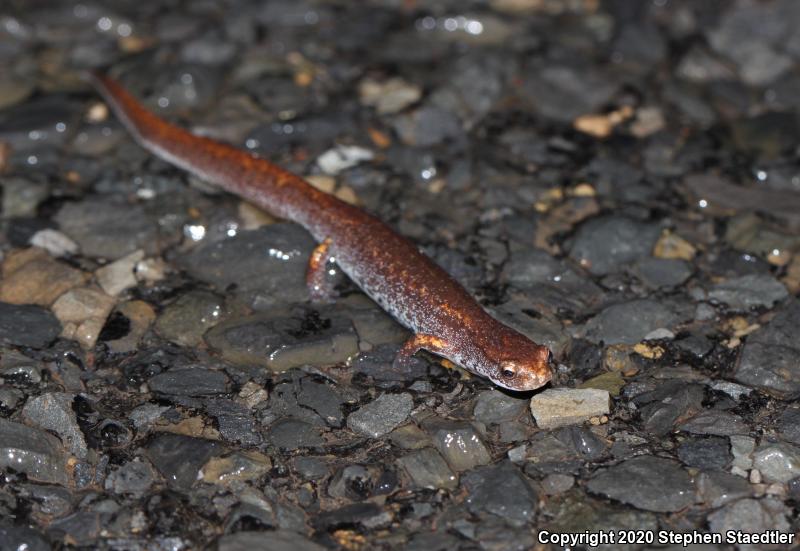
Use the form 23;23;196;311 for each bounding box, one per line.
268;419;324;450
216;530;325;551
675;334;714;359
0;419;69;485
347;393;412;438
423;418;492;472
521;64;617;123
634;381;705;436
0;387;23;411
677;436;731;470
584;299;682;345
568;216;660;276
22;392;87;459
55;196;160;259
145;433;221;492
463;462;538;526
730;435;756;471
734;299;800;399
148;367;229;397
633;257;693;289
473;389;529;425
678;409;749;436
709;274;788;310
296;379;346;428
707;499;791;549
203;398;261;445
104;458;156;496
392;105;463;147
0;521;51;551
397;448;457;490
752;442;800;483
0;303;61;348
350;343;427;385
206;307;359;371
587;456;695;512
696;470;751;508
529;388;610;429
292;457;329;480
129;404;169;430
154;290;227;346
540;473;575;495
501;248;603;309
176;224;315;309
779;407;800;444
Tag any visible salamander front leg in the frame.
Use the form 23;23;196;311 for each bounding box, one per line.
392;333;450;369
306;238;337;302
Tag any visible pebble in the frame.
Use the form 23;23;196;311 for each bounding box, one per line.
540;473;575;495
677;436;731;470
204;398;261;445
29;229;79;257
217;530;326;551
0;302;62;348
708;273;788;310
144;433;221;492
95;250;144;296
752;443;800;484
359;77;422;115
463;462;538;526
267;419;324;450
0;247;87;306
472;389;529;425
21;392;87;459
734;299;800;398
200;451;272;486
529;388;610;429
103;300;156;353
678;409;749;436
347;393;413;438
422;418;492;472
586;456;695;512
104;458;157;496
55;196;160;260
632;257;692;289
154;290;227;346
635;381;705;436
176;224;314;309
51;287;116;349
205;307;359;372
707;498;791;549
316;145;374;175
148;367;229;397
396;447;458;490
583;299;682;345
730;435;756;472
778;406;800;445
392;105;463;147
0;418;69;485
696;469;751;508
568;216;661;275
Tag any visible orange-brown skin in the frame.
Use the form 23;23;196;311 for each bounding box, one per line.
89;73;552;391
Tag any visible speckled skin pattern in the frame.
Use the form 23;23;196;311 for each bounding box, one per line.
90;73;552;391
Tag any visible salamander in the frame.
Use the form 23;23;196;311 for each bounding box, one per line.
88;73;552;391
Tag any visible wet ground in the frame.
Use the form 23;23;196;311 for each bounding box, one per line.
2;0;800;549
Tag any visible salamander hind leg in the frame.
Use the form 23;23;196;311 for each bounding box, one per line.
392;334;450;370
306;238;338;302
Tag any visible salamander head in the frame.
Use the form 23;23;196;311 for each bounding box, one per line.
484;332;553;391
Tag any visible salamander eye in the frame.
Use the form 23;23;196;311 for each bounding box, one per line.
500;366;516;379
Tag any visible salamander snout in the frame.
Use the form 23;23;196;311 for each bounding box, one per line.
494;346;552;391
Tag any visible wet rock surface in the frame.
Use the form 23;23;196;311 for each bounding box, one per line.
1;0;800;548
